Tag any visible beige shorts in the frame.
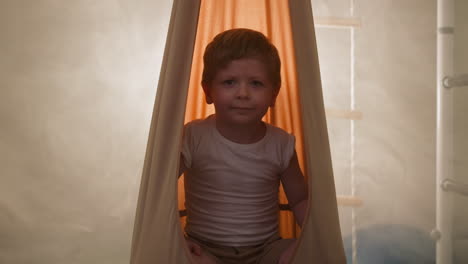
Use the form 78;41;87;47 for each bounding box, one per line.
186;232;295;264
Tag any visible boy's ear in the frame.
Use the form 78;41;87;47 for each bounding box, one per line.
270;88;280;107
202;82;213;104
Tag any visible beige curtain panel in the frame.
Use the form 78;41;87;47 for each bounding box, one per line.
130;0;345;263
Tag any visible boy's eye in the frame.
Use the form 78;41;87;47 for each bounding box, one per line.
251;80;264;87
222;80;235;86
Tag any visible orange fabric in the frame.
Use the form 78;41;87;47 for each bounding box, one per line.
179;0;306;239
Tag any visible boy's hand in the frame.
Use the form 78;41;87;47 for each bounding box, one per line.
185;238;202;256
185;238;219;264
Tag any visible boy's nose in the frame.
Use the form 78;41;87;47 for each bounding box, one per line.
237;83;250;98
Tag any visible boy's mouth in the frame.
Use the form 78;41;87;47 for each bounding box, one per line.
231;106;253;110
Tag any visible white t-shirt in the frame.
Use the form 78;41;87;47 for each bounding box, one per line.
181;115;295;246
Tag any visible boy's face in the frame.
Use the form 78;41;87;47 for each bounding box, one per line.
202;58;279;127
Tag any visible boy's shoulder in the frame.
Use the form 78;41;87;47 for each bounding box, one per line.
264;123;296;150
184;115;214;133
265;122;294;138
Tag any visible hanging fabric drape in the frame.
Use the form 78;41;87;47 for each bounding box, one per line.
131;0;345;263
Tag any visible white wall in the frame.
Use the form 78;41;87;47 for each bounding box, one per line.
313;0;436;230
313;0;437;262
0;1;172;263
354;0;437;230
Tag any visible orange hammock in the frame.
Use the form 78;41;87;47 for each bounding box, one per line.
130;0;345;263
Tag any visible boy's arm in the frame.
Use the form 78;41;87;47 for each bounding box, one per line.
179;154;187;178
280;150;308;227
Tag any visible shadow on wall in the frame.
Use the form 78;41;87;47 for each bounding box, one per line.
343;224;436;264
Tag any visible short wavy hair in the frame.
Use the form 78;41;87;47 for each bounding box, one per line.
201;28;281;90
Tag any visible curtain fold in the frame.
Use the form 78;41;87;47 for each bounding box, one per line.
131;0;345;263
130;0;200;263
288;0;346;263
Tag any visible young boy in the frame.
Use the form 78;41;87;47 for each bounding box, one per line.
179;28;308;264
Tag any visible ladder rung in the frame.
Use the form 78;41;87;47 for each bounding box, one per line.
315;17;362;28
326;108;363;120
337;195;363;207
443;74;468;88
442;179;468;197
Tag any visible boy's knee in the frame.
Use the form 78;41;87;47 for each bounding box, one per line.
189;250;219;264
278;239;298;264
